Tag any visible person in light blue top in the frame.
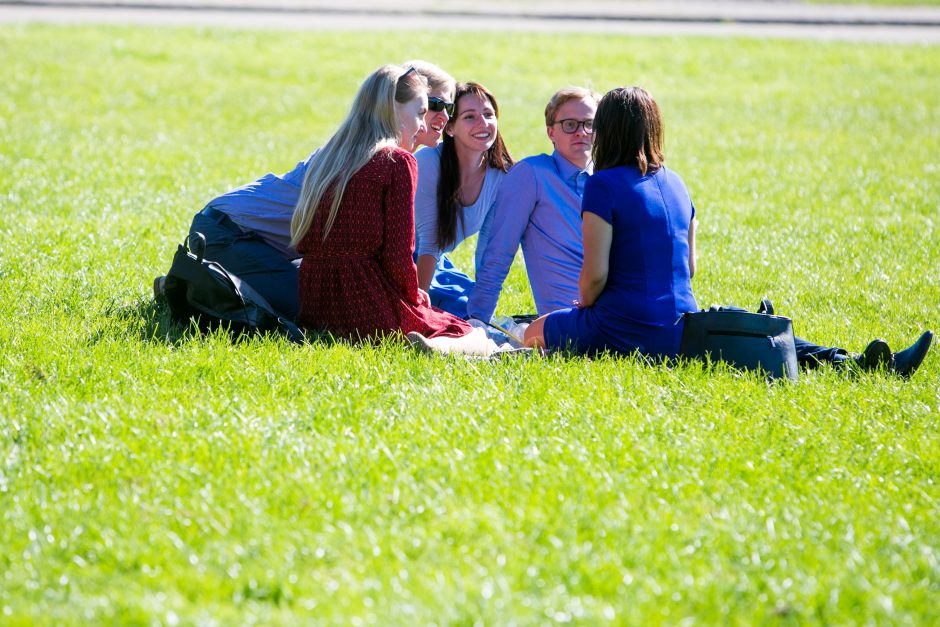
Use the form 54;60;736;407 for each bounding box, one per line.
154;61;457;319
414;144;504;270
467;87;599;324
187;155;311;317
413;82;514;318
203;156;311;260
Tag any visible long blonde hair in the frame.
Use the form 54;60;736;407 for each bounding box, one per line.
290;65;428;245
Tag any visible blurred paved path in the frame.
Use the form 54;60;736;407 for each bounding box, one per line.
2;0;939;42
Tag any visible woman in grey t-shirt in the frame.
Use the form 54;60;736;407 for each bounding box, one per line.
413;82;514;317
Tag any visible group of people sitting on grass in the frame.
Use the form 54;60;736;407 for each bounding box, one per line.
154;60;932;376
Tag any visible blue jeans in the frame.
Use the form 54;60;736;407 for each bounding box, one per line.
424;254;473;319
189;207;300;319
719;306;848;368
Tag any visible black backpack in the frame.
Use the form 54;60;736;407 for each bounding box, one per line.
163;232;305;343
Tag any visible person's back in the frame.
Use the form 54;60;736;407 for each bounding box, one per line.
297;147;423;337
590;165;697;352
205;155;313;260
297;149;403;260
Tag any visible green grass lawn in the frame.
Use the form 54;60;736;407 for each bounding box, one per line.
1;24;938;625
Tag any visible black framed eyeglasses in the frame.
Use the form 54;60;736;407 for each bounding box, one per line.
554;118;594;134
428;96;455;117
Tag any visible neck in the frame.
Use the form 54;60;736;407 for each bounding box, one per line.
560;150;590;171
455;144;487;172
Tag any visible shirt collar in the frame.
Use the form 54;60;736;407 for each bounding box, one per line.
551;149;591;181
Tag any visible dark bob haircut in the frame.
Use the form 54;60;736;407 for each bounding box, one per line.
591;86;664;175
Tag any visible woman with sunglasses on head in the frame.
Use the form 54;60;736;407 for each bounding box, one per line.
413;82;514;318
292;65;497;354
522;87;933;375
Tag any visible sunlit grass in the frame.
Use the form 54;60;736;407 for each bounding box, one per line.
0;24;938;624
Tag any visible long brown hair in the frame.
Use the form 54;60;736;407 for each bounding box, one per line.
592;86;664;175
436;82;514;252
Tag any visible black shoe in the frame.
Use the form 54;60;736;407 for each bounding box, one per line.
892;330;933;378
853;339;893;371
757;298;774;315
153;275;166;301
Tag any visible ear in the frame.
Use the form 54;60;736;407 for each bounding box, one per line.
546;125;556;146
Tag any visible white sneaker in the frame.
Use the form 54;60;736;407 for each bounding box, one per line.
406;331;434;353
406;329;499;357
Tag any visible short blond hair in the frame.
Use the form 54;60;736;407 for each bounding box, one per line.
401;59;456;100
544;86;601;126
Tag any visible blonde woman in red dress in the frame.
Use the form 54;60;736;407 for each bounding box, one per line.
290;65;497;354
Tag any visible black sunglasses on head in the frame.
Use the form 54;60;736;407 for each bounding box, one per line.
428;96;455;117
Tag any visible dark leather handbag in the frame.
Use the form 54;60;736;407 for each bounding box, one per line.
164;232;305;343
678;309;798;381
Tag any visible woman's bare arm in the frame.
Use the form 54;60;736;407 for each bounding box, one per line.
416;254;438;292
578;212;613;308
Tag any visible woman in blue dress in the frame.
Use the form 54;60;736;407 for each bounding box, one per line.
524;86;934;376
524;86;697;357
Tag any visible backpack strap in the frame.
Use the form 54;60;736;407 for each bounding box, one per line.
186;232;207;263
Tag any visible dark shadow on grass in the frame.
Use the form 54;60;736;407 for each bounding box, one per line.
671;354;798;384
542;344;797;384
86;297;184;345
103;297;415;352
100;297;307;346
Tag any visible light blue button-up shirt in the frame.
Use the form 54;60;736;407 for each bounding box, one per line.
205;151;318;260
467;151;590;321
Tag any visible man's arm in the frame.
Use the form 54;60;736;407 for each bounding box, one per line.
466;161;539;322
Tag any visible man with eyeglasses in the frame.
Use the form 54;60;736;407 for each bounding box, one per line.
467;86;599;326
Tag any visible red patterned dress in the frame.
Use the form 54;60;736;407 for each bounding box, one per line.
296;147;472;340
